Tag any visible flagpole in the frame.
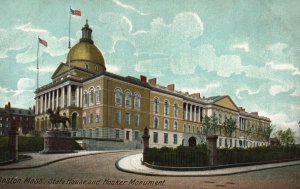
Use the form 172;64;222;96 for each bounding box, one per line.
68;6;71;74
36;37;40;90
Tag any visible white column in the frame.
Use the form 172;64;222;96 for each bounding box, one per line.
194;105;197;122
198;107;201;123
61;87;65;108
56;89;59;107
79;87;83;107
40;95;43;113
35;97;38;114
185;103;188;120
76;86;79;106
51;91;55;110
48;92;50;110
44;94;47;112
68;85;71;106
189;104;192;121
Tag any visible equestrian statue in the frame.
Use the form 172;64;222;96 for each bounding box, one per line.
46;107;70;130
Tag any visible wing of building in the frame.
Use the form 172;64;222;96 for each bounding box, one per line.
35;21;271;149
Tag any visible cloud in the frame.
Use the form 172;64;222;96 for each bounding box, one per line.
17;78;35;91
269;84;293;96
180;83;220;95
112;0;149;15
267;42;288;54
106;64;120;73
27;65;57;73
236;87;261;99
16;22;49;34
232;42;250;52
266;61;300;75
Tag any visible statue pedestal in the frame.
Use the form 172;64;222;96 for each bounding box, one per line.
40;130;74;154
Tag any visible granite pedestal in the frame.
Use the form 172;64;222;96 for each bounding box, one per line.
40;130;74;154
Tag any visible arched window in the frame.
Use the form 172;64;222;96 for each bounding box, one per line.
134;93;141;110
164;100;169;116
174;103;178;118
83;91;88;106
95;87;101;103
125;90;131;108
174;120;178;131
89;88;94;105
219;114;222;124
115;88;122;106
154;98;159;114
154;117;159;129
164;119;169;130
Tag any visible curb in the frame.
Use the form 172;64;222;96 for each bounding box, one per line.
0;150;132;171
115;155;300;177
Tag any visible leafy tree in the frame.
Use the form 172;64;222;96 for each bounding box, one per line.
263;124;274;141
202;115;218;136
223;117;237;137
276;128;295;145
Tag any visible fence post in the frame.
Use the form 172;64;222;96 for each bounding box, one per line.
207;135;218;166
142;127;150;163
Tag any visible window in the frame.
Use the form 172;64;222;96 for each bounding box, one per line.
153;132;158;143
83;91;88;106
134;131;139;140
174;103;178;117
219;114;222;124
89;88;94;105
126;112;130;125
164;133;168;144
225;138;228;147
96;87;101;103
85;64;89;69
219;138;222;147
164;119;169;130
96;114;100;123
116;130;120;139
89;113;93;123
174;120;178;131
125;90;131;108
83;117;86;125
134;114;140;127
126;131;130;140
116;111;121;125
154;98;159;114
154;117;159;129
115;88;122;106
134;93;141;110
173;134;177;144
164;100;169;116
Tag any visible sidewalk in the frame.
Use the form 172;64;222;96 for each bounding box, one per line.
116;153;300;176
0;150;131;170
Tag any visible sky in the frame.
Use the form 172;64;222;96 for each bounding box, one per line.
0;0;299;140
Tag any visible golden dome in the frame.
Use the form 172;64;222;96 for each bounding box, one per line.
67;42;105;67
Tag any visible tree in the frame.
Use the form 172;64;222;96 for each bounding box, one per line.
276;128;295;145
223;117;237;137
262;124;274;141
202;115;218;136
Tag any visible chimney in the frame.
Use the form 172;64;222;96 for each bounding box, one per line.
250;112;258;116
140;75;147;82
239;107;245;112
8;102;11;109
191;93;201;98
167;84;175;91
148;78;157;86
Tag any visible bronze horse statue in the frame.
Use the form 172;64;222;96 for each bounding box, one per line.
46;107;70;130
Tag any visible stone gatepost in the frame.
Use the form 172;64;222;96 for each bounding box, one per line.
6;102;19;162
207;135;218;166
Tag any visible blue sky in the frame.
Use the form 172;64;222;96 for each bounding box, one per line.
0;0;299;138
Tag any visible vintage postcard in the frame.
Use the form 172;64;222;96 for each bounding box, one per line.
0;0;299;189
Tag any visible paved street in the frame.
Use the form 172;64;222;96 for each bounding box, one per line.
0;151;299;189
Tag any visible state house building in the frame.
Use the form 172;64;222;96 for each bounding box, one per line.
35;21;271;149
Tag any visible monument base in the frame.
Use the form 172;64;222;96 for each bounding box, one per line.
40;130;75;154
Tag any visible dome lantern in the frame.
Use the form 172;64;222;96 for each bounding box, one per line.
80;19;93;44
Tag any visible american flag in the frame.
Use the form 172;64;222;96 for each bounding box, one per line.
38;38;47;47
70;9;81;16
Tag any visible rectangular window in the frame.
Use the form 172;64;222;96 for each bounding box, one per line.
219;138;222;147
116;130;120;139
83;117;87;125
126;113;130;125
116;111;121;125
153;132;158;143
173;134;177;144
164;133;168;144
96;114;100;123
126;131;130;140
135;114;140;127
89;113;93;123
135;131;139;140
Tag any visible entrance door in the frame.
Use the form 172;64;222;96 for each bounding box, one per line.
72;112;77;131
188;137;196;147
